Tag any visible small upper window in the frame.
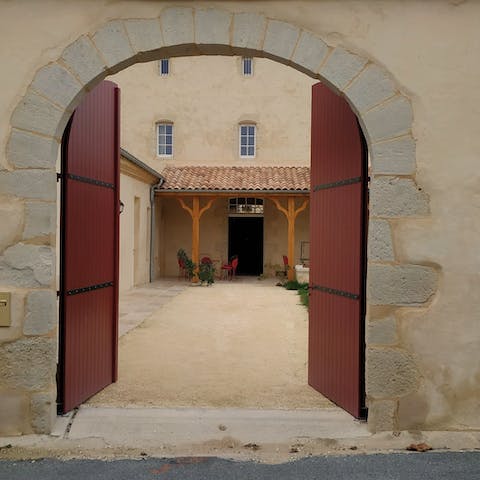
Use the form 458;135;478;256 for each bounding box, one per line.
239;124;256;158
242;57;253;76
159;59;169;76
157;123;173;156
229;197;264;215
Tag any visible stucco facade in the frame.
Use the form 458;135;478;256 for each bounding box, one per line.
0;1;478;435
109;56;313;277
109;56;315;170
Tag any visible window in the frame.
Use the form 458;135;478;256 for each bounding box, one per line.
229;198;263;215
157;123;173;156
159;58;169;76
239;124;256;157
242;57;253;76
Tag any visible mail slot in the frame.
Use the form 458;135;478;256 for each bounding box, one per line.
0;292;11;327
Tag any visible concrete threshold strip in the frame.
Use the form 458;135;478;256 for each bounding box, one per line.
63;406;370;445
2;406;479;463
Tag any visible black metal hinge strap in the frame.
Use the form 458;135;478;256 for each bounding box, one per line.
313;176;361;192
67;173;114;189
311;284;359;300
66;281;114;296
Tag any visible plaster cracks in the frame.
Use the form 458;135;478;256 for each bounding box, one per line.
1;6;434;434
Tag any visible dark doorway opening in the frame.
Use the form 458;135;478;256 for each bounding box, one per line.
228;217;263;276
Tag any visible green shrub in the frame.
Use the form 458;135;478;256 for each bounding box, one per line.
283;280;309;309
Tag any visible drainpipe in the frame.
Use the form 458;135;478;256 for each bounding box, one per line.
149;177;165;282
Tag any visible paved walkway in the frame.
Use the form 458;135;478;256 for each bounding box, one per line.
88;277;333;409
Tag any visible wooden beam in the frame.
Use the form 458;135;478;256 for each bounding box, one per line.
270;197;309;281
177;196;216;282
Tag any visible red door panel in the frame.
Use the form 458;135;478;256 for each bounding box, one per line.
59;81;120;413
309;83;367;418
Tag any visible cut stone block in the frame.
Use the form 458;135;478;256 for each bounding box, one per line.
24;290;57;335
370;177;429;217
263;20;300;62
320;47;368;90
368;264;437;305
10;90;65;138
7;129;58;169
232;13;267;51
362;95;413;142
124;19;164;54
160;7;194;46
2;243;54;287
0;337;56;391
92;20;135;69
24;202;56;239
31;63;83;109
345;64;396;112
195;9;232;46
291;31;329;74
61;35;108;85
371;136;416;175
31;391;56;434
0;169;56;201
367;316;398;345
367;347;418;398
367;399;397;432
368;219;394;261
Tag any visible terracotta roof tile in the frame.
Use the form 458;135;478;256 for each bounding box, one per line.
160;166;310;192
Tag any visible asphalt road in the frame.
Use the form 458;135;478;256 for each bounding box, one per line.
1;452;479;480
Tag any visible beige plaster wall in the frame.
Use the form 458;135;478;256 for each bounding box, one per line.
108;57;315;169
119;174;152;292
0;0;479;434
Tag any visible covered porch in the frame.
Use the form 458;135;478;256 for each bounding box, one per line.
154;166;311;281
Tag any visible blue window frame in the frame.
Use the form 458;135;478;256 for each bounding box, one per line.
242;57;253;76
157;123;173;156
239;124;256;157
160;59;169;76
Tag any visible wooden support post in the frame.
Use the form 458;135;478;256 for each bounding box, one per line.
271;197;309;281
178;196;215;282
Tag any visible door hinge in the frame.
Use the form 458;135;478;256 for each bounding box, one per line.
311;284;359;300
56;173;62;182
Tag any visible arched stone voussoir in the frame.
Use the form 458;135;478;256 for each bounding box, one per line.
263;19;301;65
160;6;194;47
290;31;330;77
319;47;368;93
370;135;416;175
10;88;75;140
360;95;413;144
344;63;397;113
31;63;84;109
195;8;233;55
232;12;267;51
92;20;138;74
61;35;109;86
124;18;164;55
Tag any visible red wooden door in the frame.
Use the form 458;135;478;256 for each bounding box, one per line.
309;83;367;418
59;81;120;413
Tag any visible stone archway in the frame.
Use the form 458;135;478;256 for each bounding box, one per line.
1;6;437;434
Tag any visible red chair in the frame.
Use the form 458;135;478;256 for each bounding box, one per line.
282;255;289;275
221;256;239;280
178;257;187;279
